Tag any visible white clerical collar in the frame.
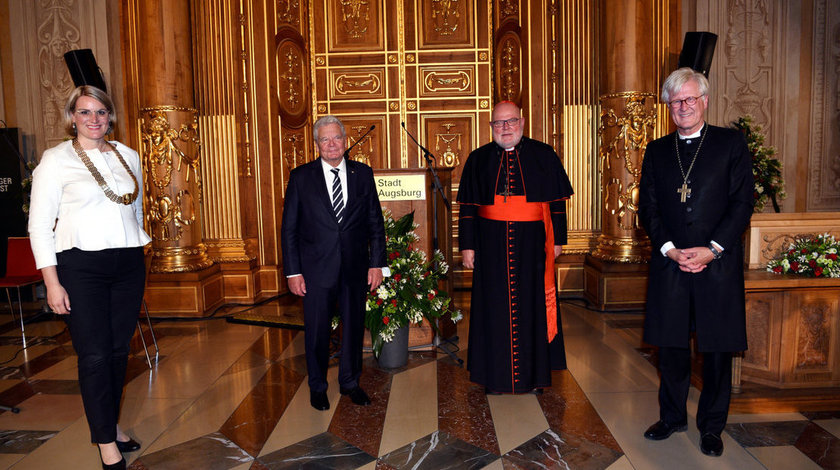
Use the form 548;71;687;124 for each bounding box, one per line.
678;124;705;140
504;147;515;151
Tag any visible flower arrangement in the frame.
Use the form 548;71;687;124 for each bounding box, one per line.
767;233;840;278
349;209;461;358
731;115;786;213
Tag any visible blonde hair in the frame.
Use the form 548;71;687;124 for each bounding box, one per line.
63;86;116;136
661;67;710;103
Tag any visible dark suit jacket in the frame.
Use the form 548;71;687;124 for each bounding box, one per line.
638;124;754;352
281;157;386;289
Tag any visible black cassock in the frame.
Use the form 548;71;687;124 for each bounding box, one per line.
458;137;574;393
639;124;754;352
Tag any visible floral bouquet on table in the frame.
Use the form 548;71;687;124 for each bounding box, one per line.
357;209;461;358
767;233;840;278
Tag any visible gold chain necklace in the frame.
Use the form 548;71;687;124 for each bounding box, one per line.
71;139;139;205
673;125;707;203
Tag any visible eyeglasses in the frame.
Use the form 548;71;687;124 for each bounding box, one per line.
490;117;521;129
74;109;110;119
668;96;703;108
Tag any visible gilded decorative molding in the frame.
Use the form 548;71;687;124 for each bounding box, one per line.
335;72;381;95
278;0;301;26
283;131;307;170
423;69;471;94
149;244;213;273
593;92;656;263
347;125;374;166
431;0;460;36
279;42;304;110
498;34;521;102
498;0;518;21
434;123;462;167
140;106;203;243
339;0;370;38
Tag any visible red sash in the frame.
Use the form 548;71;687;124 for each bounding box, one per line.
477;195;558;342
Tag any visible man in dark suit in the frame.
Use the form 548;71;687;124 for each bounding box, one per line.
281;115;386;411
639;68;754;456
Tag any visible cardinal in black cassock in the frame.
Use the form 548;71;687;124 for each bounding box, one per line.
458;101;573;394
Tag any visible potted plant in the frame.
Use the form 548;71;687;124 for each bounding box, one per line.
338;209;461;366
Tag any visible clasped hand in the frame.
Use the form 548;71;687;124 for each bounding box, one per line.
666;247;715;273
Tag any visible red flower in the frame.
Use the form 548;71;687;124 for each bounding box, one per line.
391;299;397;307
428;292;435;300
828;253;838;261
809;259;816;268
394;273;402;281
801;248;808;254
389;251;400;260
772;265;783;273
790;262;799;271
815;267;824;276
376;299;383;306
383;316;390;325
788;250;796;256
423;271;430;277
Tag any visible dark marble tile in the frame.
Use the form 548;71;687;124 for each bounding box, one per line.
795;422;840;470
725;421;810;447
0;380;35;411
18;344;75;378
802;410;840;420
378;431;498;470
328;367;391;457
220;363;305;457
366;350;437;374
0;430;57;453
0;367;24;380
132;432;252;470
437;360;500;455
29;379;80;394
223;350;273;377
256;432;374;469
539;370;622;454
503;429;622;470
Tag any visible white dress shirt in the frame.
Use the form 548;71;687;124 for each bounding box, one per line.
28;139;152;269
321;157;348;205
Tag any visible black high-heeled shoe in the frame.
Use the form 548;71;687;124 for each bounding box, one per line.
101;456;126;470
116;438;141;452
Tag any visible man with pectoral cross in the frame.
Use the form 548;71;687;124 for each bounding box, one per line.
638;68;754;457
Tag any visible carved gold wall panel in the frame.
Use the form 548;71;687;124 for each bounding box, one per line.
277;33;309;125
423;116;473;169
330;68;386;99
418;0;473;48
420;66;475;97
328;0;383;51
343;116;385;168
494;30;522;104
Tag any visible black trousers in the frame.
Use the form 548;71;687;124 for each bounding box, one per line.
658;346;732;435
57;247;145;444
302;272;366;393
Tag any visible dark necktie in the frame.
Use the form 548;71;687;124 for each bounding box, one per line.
331;168;344;223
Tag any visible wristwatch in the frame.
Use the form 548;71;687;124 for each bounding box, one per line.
708;244;722;260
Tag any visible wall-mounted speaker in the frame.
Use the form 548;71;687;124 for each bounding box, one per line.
678;32;717;78
63;49;107;92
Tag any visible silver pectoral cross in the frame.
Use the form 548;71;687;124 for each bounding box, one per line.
677;183;691;203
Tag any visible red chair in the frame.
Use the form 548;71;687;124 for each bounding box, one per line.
0;237;43;348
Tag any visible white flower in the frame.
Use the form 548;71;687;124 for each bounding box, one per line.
377;285;389;299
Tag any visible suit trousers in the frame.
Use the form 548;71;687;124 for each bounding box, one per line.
302;272;366;393
57;247;145;443
657;346;733;435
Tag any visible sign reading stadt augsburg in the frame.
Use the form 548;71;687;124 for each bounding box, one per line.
375;175;426;201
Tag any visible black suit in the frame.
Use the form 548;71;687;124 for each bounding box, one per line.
639;124;754;434
281;157;386;393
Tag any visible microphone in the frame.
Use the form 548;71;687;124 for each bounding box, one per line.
344;124;375;159
400;122;436;164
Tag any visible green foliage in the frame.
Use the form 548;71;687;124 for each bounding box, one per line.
732;115;786;212
767;234;840;278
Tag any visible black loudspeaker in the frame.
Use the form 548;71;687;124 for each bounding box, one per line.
63;49;107;92
678;32;718;78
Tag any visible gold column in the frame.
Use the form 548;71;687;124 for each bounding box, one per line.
193;0;254;265
136;0;212;273
592;0;657;263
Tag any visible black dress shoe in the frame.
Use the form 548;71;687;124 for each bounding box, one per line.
643;420;688;440
310;391;330;411
340;386;371;406
116;438;140;453
101;457;126;470
700;433;724;456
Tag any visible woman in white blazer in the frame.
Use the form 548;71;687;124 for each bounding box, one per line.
28;86;150;470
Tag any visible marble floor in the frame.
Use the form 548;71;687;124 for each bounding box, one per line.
0;297;838;469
